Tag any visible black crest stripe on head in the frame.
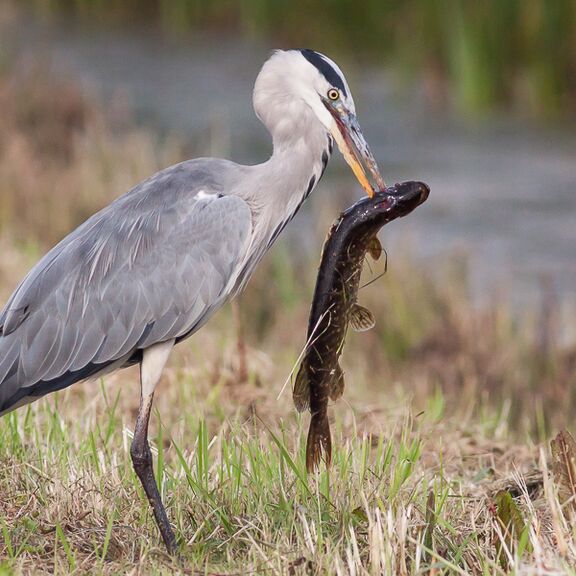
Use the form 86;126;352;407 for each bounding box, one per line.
300;49;348;96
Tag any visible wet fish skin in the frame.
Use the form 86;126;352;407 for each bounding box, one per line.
294;181;430;472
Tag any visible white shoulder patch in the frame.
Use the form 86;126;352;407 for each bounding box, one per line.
196;190;220;201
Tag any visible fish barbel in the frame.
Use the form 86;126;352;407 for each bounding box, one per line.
293;181;430;471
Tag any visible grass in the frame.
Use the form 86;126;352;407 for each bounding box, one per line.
1;44;576;574
0;353;574;574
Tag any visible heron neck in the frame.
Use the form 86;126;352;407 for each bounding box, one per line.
231;120;331;294
266;122;331;207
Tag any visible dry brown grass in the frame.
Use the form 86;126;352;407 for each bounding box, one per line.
1;344;575;574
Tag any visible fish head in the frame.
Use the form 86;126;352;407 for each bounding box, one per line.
372;181;430;217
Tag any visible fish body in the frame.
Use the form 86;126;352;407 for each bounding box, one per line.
293;181;430;471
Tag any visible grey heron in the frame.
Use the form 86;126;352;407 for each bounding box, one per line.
0;49;385;553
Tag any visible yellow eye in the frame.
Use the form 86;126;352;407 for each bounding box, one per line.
327;88;339;101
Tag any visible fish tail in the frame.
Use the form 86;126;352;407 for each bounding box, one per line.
306;411;331;472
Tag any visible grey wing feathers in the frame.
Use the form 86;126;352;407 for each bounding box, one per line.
0;159;252;410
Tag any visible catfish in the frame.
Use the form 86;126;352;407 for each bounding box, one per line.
293;181;430;471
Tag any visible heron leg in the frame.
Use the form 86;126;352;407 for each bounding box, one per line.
130;340;177;554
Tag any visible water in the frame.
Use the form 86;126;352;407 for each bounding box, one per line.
9;17;576;311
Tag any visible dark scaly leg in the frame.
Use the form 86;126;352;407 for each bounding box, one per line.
130;340;177;554
130;391;177;554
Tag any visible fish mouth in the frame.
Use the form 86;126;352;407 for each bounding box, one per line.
376;181;430;216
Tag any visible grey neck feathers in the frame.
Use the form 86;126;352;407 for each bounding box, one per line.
233;111;332;290
264;110;330;210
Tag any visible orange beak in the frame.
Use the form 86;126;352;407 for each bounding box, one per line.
325;101;386;197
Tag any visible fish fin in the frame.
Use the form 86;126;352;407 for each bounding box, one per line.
292;363;310;412
329;362;345;401
368;237;383;260
350;304;376;332
306;411;332;472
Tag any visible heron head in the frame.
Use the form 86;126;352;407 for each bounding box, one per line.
254;49;385;197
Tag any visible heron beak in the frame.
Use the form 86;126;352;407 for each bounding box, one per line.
325;101;385;197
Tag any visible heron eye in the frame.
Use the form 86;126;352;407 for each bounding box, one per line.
327;88;340;101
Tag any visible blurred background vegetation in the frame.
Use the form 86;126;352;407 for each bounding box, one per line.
20;0;576;117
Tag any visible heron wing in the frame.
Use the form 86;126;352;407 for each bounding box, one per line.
0;159;252;412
